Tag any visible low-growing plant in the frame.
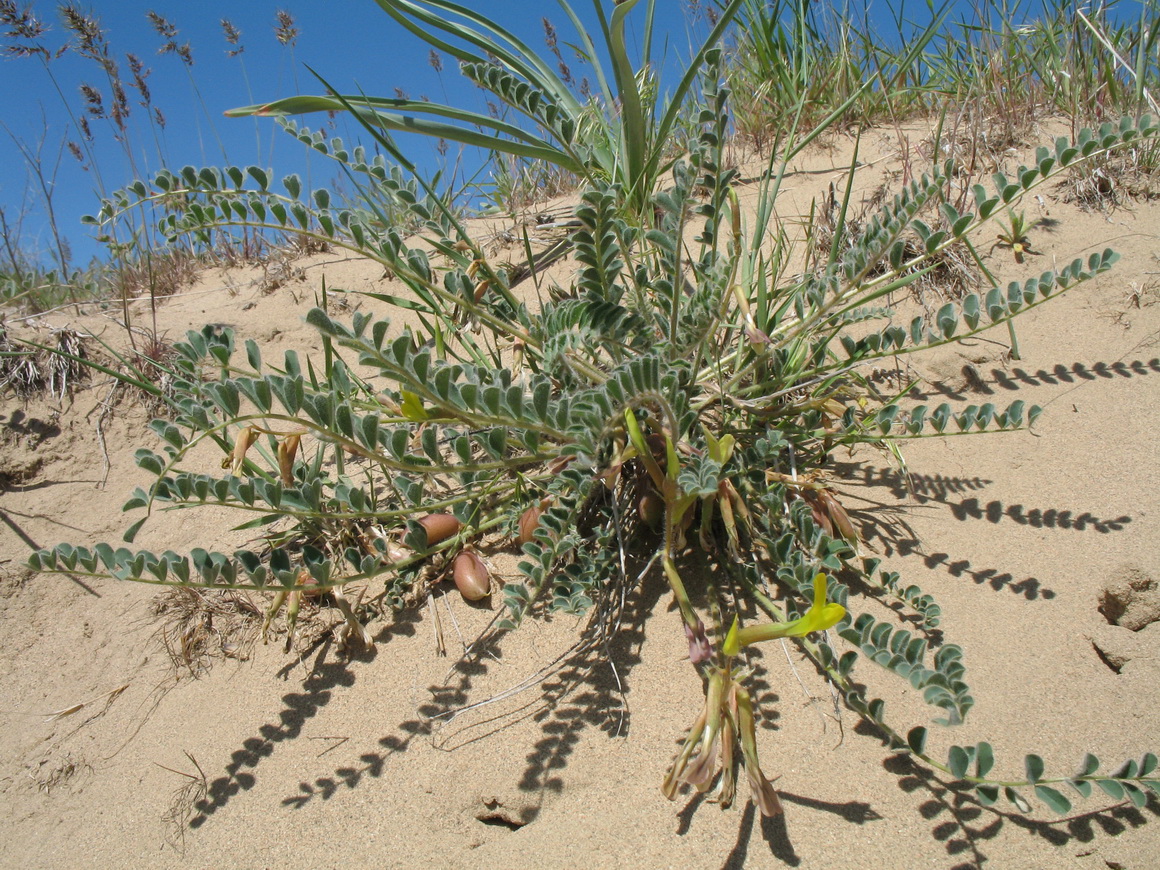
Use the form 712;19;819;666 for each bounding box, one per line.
29;0;1160;822
992;207;1043;265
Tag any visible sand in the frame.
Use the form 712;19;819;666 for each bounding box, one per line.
1;119;1158;869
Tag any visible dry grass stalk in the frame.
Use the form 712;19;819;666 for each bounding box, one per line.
42;683;129;723
157;751;208;853
26;753;91;794
151;587;262;677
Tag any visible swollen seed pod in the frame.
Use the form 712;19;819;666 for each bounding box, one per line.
377;392;402;415
547;455;573;475
645;432;668;461
261;589;288;644
802;491;834;537
453;550;490;601
820;491;858;545
418;513;461;547
360;525;410;566
517;504;543;547
295;568;323;599
671;501;697;551
637;491;664;531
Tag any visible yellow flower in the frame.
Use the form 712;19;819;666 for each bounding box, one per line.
400;390;429;421
723;573;845;656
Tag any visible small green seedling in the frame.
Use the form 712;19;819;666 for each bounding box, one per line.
993;209;1038;263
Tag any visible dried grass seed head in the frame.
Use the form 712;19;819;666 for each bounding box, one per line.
274;9;298;46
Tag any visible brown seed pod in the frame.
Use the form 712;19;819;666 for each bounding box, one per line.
819;490;858;545
452;550;490;601
418;513;461;547
799;490;833;537
637;491;664;531
224;426;260;473
644;432;669;462
385;543;410;564
295;568;323;599
547;455;573;475
517;502;545;547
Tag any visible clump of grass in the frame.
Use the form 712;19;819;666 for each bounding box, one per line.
724;0;1160;154
805;173;978;313
0;329;46;398
0;325;88;399
113;248;201;302
1062;137;1160;207
157;751;208;853
486;152;579;217
0;2;326;328
151;587;263;677
27;752;91;794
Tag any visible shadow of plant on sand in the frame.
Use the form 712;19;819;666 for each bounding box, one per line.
910;358;1160;403
187;611;419;826
276;538;665;816
881;752;1160;870
834;461;1135;602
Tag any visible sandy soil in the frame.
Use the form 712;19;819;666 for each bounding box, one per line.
1;120;1158;869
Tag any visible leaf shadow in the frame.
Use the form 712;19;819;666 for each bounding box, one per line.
835;461;1135;601
513;547;663;801
841;463;1131;536
187;607;418;827
882;753;1160;870
278;535;663;816
907;357;1160;402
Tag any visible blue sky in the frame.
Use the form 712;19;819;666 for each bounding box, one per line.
0;0;1144;271
0;0;719;269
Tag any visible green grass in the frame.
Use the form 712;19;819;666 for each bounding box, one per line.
722;0;1159;150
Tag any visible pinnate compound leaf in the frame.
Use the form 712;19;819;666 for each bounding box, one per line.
936;302;957;338
961;294;981;330
1005;786;1032;813
1115;759;1139;779
1140;753;1158;777
1095;778;1125;801
1078;753;1100;778
123;517;148;544
1122;782;1148;808
1068;778;1092;799
930;404;951;433
976;784;1000;806
247;165;268;190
